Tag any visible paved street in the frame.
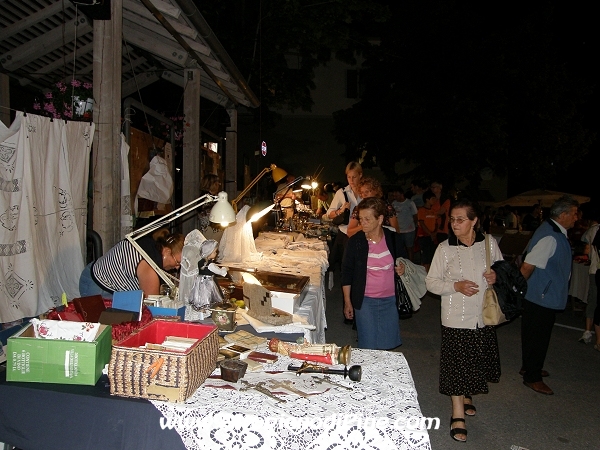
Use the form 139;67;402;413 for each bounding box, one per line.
324;270;600;450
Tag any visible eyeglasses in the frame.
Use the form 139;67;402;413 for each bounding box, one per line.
449;217;468;224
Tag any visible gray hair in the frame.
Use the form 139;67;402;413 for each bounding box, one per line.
549;195;579;219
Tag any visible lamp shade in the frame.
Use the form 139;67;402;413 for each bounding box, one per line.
209;192;236;226
271;165;288;183
246;201;275;223
300;178;312;189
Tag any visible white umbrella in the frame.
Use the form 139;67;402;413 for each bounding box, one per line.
495;189;591;208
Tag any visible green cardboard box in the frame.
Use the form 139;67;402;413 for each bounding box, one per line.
6;323;112;385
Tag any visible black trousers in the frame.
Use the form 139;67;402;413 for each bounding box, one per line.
521;299;557;383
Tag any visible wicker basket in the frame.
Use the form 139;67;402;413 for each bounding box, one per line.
108;320;218;402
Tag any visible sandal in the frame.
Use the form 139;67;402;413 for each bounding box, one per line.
464;395;476;416
450;417;467;442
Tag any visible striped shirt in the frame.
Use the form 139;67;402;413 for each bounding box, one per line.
91;237;163;293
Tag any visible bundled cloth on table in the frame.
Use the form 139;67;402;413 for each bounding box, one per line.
30;318;100;342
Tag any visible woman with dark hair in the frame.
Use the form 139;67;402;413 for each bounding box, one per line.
341;197;407;349
79;228;184;297
425;199;503;442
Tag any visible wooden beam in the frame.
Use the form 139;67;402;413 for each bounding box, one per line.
0;73;10;126
123;27;188;67
123;16;209;57
0;16;92;71
182;67;201;235
19;42;95;86
146;0;181;19
0;1;71;42
225;108;238;201
161;70;229;106
139;0;239;106
92;0;123;249
123;14;210;59
121;70;160;98
123;0;197;39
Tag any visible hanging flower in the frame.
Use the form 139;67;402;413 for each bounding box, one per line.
33;78;94;121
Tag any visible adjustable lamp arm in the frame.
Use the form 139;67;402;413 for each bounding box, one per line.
232;164;286;212
125;193;219;292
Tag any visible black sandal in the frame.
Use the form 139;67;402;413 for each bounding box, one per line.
450;417;467;442
464;395;476;416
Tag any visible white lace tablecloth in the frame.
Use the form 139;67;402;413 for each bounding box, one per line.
151;349;431;450
222;233;329;343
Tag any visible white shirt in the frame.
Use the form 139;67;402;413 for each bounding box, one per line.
426;237;503;329
326;186;361;235
524;219;567;270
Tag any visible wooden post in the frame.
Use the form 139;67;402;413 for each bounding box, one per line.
92;0;123;250
225;107;238;202
182;67;201;235
0;73;10;126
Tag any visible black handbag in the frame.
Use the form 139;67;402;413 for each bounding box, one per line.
395;275;413;320
332;191;351;225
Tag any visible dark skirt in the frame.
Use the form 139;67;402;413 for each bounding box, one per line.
355;295;402;350
439;325;501;396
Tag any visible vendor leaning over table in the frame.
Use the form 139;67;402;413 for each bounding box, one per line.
79;228;184;297
341;197;407;350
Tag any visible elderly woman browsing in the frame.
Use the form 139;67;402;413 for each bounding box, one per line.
341;197;407;350
425;198;503;443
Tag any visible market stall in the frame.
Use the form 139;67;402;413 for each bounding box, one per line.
0;349;431;450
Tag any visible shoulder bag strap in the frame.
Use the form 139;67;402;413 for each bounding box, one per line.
485;233;492;275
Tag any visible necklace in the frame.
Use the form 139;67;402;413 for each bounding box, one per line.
366;232;383;244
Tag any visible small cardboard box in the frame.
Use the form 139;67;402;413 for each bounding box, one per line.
6;323;112;385
147;305;186;321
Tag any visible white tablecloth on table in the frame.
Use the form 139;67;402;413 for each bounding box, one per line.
569;261;590;302
222;232;329;344
151;349;431;450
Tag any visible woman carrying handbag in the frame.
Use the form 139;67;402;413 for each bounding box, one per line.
425;199;503;443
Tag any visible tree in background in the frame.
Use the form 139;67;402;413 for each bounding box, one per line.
198;0;390;125
332;2;595;194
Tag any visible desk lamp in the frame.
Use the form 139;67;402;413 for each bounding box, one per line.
125;191;236;298
232;164;288;212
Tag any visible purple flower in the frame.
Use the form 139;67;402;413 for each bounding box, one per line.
59;85;67;93
63;110;73;118
83;82;92;90
33;102;41;110
70;79;82;88
45;92;53;99
43;102;56;113
55;81;66;89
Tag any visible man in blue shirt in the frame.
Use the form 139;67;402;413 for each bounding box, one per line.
519;196;579;395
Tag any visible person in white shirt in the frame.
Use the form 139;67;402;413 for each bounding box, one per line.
326;161;362;324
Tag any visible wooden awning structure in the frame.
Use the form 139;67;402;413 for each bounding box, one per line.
0;0;259;108
1;0;259;249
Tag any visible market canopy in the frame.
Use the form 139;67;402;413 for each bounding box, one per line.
0;0;260;108
495;189;591;208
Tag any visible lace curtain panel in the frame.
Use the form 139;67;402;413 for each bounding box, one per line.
0;112;94;322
